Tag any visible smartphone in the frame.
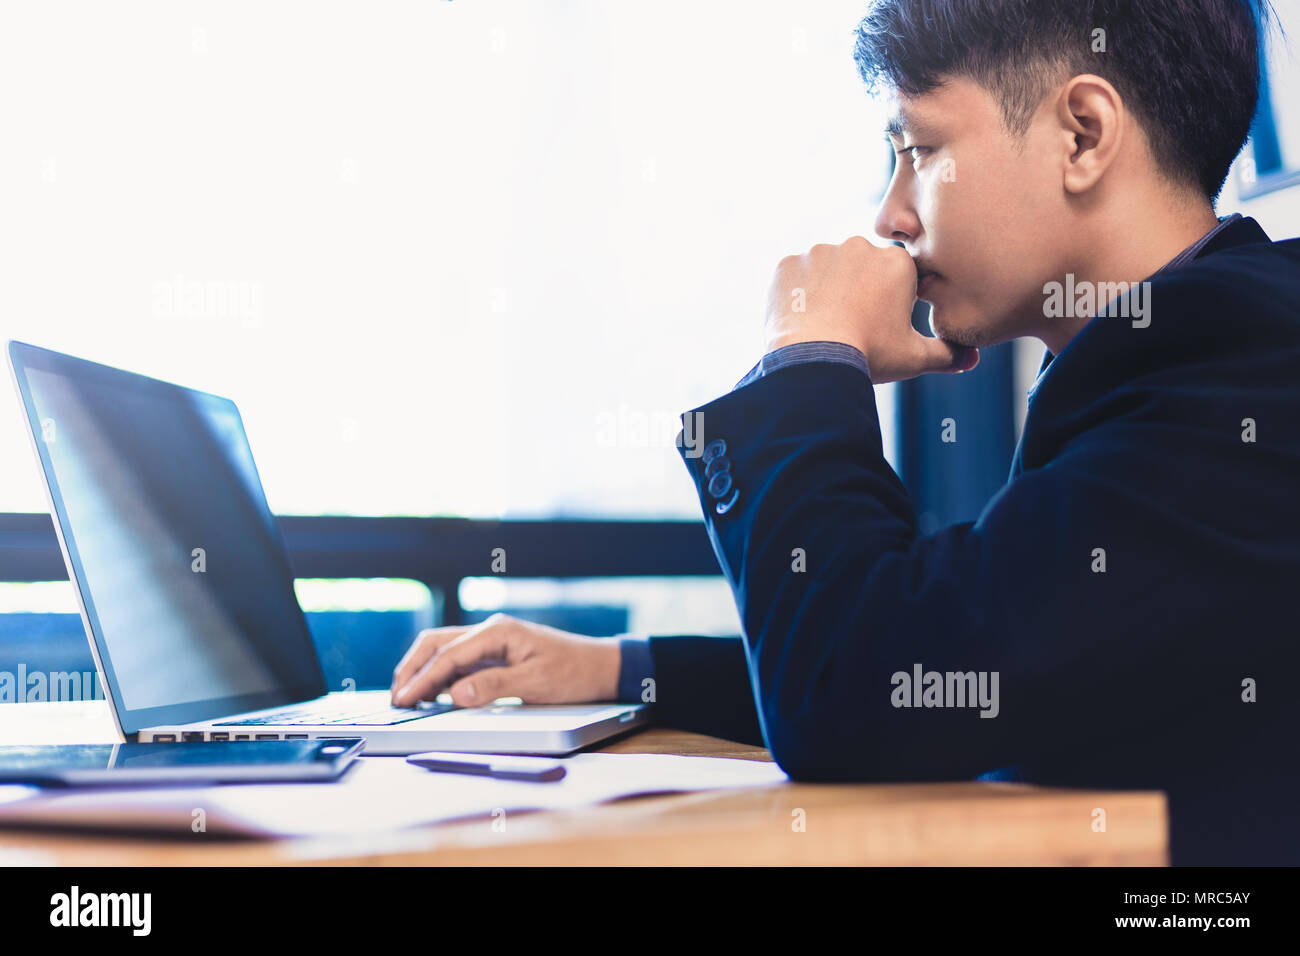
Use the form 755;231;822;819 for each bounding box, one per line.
0;739;365;786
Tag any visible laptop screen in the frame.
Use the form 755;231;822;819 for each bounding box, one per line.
8;342;326;733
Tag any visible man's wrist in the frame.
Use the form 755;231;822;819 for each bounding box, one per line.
765;334;866;358
614;635;654;702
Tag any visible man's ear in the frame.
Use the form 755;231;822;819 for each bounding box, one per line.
1055;74;1124;195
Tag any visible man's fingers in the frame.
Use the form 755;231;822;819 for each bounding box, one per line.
390;626;468;697
445;664;530;707
393;617;517;706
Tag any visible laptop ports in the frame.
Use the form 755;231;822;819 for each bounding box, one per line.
254;733;280;740
152;734;176;742
182;732;205;742
209;732;230;741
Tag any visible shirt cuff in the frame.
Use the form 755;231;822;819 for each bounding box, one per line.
733;341;870;391
616;635;655;703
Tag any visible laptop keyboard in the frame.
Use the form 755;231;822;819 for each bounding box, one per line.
214;702;455;727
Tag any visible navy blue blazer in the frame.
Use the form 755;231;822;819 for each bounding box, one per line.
657;216;1300;865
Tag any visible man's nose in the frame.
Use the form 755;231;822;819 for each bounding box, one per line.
874;176;920;246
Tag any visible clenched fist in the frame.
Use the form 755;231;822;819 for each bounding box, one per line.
764;238;979;383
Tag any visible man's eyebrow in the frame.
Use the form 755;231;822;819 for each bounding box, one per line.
884;108;937;141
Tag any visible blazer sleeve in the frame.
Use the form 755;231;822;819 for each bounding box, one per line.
677;360;1259;782
643;634;765;746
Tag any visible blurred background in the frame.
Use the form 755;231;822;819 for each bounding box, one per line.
1;0;1296;696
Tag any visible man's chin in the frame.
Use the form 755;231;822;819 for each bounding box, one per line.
927;306;993;349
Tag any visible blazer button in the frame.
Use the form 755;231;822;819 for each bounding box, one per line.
702;439;727;464
704;455;731;478
707;471;733;499
715;488;740;514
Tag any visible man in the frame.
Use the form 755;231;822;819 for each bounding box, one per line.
392;0;1299;865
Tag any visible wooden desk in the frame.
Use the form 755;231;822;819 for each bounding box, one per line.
0;702;1167;865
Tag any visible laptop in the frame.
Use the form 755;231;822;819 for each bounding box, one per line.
6;341;648;755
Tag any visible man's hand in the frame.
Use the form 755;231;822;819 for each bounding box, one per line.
764;237;978;383
390;613;622;708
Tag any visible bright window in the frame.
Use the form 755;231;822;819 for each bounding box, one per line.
0;0;894;519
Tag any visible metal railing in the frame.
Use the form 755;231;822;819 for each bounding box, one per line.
0;513;722;624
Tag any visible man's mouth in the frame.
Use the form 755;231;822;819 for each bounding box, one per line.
916;269;940;297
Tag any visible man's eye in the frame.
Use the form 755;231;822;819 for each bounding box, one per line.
905;146;930;164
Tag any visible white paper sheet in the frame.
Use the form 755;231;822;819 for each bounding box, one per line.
0;753;787;838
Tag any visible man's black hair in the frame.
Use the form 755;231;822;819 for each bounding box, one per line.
853;0;1276;200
